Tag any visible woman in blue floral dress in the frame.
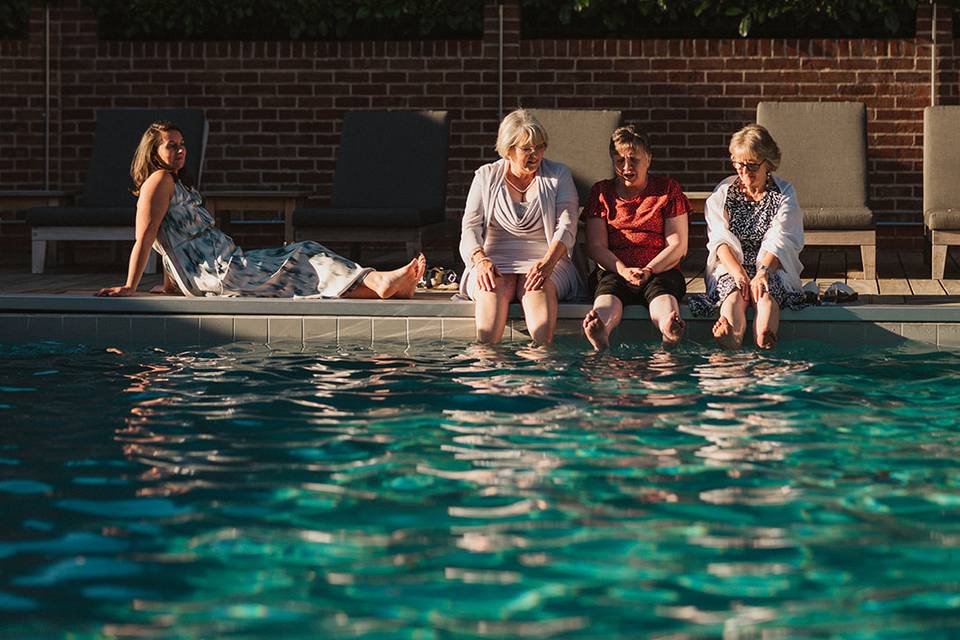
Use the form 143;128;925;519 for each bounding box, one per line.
689;124;805;349
97;121;425;299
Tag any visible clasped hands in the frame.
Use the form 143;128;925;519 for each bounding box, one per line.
475;256;553;292
616;264;653;289
732;267;769;303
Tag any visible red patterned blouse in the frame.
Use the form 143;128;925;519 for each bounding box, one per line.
585;175;691;268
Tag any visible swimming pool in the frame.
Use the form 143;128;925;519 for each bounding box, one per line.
1;339;959;637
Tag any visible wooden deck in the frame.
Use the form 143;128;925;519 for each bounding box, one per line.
3;248;960;302
680;247;960;302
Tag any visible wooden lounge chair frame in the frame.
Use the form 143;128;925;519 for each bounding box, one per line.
757;101;876;279
26;108;208;274
923;106;960;279
292;110;450;262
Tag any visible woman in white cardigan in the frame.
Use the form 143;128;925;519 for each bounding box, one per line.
459;109;583;345
699;124;804;349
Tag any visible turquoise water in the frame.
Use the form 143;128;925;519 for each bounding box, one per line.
1;339;960;638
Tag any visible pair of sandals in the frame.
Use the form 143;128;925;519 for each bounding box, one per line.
802;281;859;304
418;266;460;290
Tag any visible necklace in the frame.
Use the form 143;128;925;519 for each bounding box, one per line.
505;173;535;194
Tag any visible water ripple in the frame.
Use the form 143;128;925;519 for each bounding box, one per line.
1;341;959;637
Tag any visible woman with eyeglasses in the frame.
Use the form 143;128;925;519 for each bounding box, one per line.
696;123;805;349
459;109;583;345
97;120;425;298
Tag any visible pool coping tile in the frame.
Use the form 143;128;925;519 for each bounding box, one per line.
303;317;337;344
338;317;373;345
269;317;303;343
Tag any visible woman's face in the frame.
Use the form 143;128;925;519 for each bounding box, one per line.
156;129;186;173
612;145;651;190
506;139;546;177
731;148;769;193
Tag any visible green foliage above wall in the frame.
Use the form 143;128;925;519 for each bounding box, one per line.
83;0;484;40
0;0;30;39
6;1;956;41
522;0;947;38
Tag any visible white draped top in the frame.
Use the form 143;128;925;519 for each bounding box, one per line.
458;158;583;300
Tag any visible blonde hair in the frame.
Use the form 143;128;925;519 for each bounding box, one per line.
130;120;184;195
729;123;781;171
495;109;548;158
609;124;652;159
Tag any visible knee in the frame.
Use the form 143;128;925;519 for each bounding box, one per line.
476;325;504;344
528;322;555;346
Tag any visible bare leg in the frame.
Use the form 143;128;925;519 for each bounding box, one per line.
475;273;517;343
345;254;426;300
754;293;780;349
649;293;684;346
583;294;623;351
714;291;747;349
518;278;558;346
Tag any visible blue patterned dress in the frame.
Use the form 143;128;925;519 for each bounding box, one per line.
153;182;371;297
688;176;806;316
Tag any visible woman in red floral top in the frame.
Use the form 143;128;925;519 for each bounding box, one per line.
582;125;691;349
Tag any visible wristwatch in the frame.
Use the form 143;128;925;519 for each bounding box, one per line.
757;264;770;273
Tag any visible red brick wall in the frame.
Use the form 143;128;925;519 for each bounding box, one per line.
1;0;958;257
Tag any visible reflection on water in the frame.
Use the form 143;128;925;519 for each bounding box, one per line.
1;340;960;637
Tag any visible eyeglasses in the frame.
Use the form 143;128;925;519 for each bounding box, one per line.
163;142;187;152
731;160;763;173
515;144;546;155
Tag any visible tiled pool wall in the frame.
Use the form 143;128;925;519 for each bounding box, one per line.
1;311;958;347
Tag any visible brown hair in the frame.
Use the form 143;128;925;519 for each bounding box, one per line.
130;120;187;195
609;124;652;159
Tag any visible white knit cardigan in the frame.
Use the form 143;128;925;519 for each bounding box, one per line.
703;174;804;295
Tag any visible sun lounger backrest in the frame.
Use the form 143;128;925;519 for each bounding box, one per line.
756;101;867;209
529;109;622;206
923;106;960;214
331;111;449;212
80;108;208;207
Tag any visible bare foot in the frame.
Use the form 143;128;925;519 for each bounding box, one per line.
757;329;778;350
363;254;427;299
660;311;685;346
583;309;609;351
712;316;741;349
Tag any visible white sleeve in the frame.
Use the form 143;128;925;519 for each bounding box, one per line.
458;170;487;265
705;180;743;266
550;166;580;256
760;181;804;264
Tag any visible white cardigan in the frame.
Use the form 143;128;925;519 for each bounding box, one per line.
704;175;804;295
458;158;581;295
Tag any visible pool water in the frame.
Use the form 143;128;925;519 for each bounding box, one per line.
1;339;960;638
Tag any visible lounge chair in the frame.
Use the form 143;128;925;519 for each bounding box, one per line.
527;109;622;206
292;110;450;261
923;106;960;279
25;108;208;274
756;101;876;278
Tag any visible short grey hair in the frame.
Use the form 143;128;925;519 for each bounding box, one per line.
729;123;781;171
495;109;548;158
